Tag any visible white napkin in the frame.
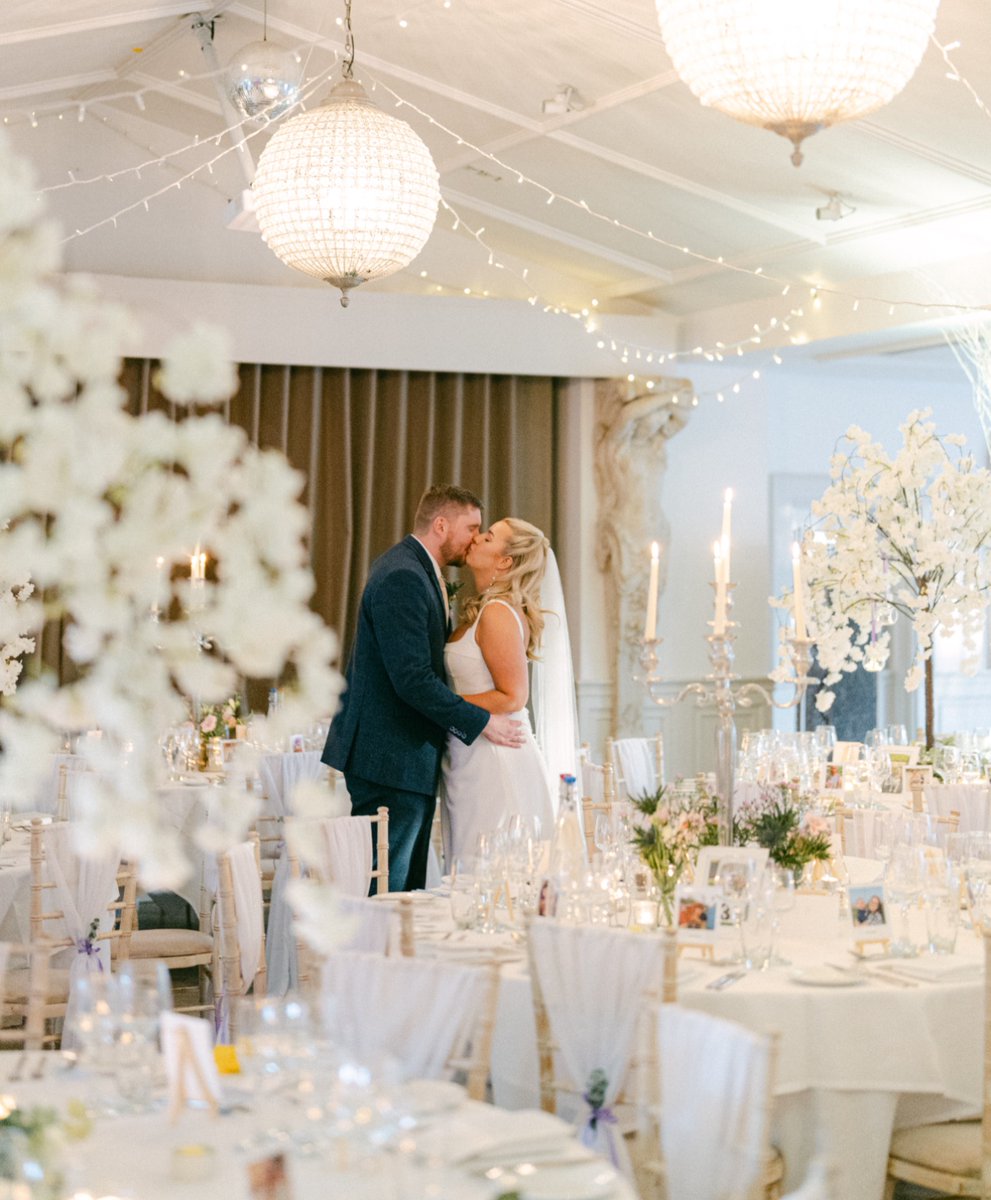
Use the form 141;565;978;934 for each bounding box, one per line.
885;958;983;983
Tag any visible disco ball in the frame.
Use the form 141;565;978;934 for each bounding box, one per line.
226;39;303;121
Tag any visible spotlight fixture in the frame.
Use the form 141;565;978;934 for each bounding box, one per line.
541;85;585;116
815;193;856;222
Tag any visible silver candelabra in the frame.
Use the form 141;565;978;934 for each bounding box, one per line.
637;586;816;844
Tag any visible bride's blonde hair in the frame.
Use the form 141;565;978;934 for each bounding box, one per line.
461;518;549;659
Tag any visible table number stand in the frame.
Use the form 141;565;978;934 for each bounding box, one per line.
637;585;815;845
167;1026;221;1123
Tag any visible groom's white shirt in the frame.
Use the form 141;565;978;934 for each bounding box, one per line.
413;534;449;627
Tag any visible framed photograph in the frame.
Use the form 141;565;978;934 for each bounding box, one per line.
904;765;933;793
675;885;720;946
849;883;888;940
289;733;306;753
695;846;769;888
821;763;846;791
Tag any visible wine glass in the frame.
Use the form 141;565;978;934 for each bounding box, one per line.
814;726;837;760
715;859;755;964
886;845;924;957
767;866;796;966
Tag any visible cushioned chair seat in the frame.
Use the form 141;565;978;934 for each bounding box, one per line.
128;929;213;959
5;966;71;1004
889;1120;980;1177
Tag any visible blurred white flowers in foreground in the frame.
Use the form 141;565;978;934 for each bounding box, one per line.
0;132;343;887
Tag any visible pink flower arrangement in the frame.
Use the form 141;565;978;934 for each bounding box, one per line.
200;713;217;734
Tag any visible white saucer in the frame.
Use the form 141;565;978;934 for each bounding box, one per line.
790;966;865;988
520;1161;619;1200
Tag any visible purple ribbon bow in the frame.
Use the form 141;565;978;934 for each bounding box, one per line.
580;1095;620;1166
75;935;104;972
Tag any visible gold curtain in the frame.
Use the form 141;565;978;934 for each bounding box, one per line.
118;360;557;665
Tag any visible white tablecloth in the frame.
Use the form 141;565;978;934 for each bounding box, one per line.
1;1068;635;1200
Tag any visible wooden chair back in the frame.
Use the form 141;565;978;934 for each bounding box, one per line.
0;941;55;1050
580;744;617;859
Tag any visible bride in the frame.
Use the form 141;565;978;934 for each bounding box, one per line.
441;517;563;864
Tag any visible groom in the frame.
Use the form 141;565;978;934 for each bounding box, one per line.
322;484;525;891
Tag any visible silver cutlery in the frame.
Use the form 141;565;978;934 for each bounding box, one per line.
706;969;746;991
30;1054;47;1080
7;1051;27;1082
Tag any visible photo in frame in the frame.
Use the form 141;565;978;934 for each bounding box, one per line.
849;883;888;940
695;846;770;887
289;734;306;753
248;1153;292;1200
904;765;933;793
675;884;720;946
694;847;769;925
822;763;846;791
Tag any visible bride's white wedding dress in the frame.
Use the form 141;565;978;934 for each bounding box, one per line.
441;599;555;865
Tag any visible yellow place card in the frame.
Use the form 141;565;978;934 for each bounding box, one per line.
214;1044;240;1074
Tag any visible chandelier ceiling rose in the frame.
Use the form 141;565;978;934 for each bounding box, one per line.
654;0;941;165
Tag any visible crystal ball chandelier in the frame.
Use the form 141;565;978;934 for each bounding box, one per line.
251;1;439;306
654;0;941;165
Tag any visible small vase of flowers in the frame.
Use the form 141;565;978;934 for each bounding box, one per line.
630;784;718;924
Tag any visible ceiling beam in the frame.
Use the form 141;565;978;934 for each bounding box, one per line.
436;71;681;175
0;3;216;46
442;187;675;284
855;119;991;190
547;128;828;245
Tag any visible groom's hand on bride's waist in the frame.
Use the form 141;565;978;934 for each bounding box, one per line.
482;713;527;748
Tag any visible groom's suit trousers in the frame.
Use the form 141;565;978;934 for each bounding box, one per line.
346;773;435;893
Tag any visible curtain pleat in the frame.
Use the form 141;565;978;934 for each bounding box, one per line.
35;361;555;687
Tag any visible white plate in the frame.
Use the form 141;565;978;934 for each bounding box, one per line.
790;966;865;988
520;1161;619;1200
398;1079;466;1116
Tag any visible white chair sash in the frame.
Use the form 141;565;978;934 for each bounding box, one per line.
46;825;120;1049
527;922;663;1176
258;750;325;819
265;850;296;996
336;895;398;954
316;816;373;897
612;738;657;800
926;783;991;836
658;1005;771;1200
321;951;487;1082
227;842;263;994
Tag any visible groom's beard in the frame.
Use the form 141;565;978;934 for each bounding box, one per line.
441;537;470;567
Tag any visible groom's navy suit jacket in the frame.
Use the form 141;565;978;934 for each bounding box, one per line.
322;535;489;796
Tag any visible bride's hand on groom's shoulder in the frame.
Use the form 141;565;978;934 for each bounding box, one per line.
482;712;527;748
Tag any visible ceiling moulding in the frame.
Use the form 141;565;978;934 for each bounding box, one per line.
89;274;678;375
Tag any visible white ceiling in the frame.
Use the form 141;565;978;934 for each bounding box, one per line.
3;0;991;359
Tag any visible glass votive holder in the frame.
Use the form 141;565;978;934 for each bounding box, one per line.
925;890;960;955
